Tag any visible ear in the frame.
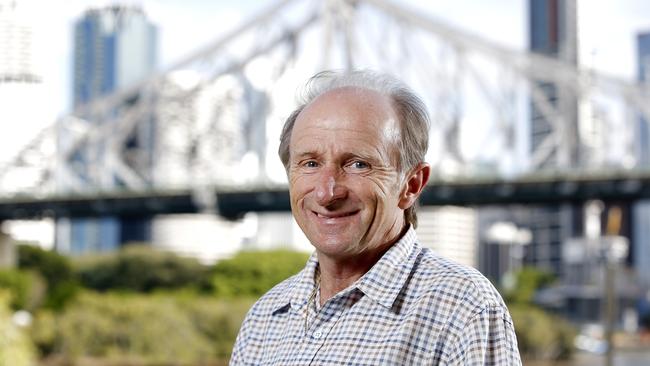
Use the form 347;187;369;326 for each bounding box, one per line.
398;163;431;210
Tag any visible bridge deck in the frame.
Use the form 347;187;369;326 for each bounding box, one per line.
2;171;650;221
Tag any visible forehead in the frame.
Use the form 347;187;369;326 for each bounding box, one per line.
292;86;399;139
289;87;401;163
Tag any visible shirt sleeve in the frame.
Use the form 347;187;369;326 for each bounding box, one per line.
229;310;254;366
229;321;246;366
442;304;522;365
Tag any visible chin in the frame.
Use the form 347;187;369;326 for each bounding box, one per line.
310;234;358;257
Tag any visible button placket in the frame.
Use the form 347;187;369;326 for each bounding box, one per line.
307;296;347;343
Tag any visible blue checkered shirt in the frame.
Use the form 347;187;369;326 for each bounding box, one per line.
230;227;521;365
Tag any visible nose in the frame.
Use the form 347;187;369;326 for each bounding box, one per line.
315;167;347;206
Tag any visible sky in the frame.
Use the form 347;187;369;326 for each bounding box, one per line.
18;0;650;120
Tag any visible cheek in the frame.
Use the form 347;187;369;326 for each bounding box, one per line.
365;174;400;201
361;176;404;216
289;173;307;193
289;175;313;207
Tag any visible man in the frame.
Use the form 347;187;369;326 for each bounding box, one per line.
230;70;521;365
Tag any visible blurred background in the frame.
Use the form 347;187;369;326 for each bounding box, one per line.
0;0;649;365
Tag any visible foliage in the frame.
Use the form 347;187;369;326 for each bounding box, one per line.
0;268;45;311
211;249;310;297
503;266;556;304
177;296;255;359
502;267;575;360
74;244;210;293
17;244;79;310
510;304;576;360
29;309;57;357
0;291;36;366
33;291;254;364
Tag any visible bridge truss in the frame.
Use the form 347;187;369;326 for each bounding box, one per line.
1;0;649;210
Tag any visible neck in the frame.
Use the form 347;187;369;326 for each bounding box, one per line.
316;224;408;305
317;258;372;305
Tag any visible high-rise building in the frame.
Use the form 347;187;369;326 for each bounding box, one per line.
72;5;157;106
525;0;580;277
0;0;43;167
529;0;579;166
152;66;298;264
147;70;281;264
0;0;38;84
478;207;532;282
635;32;650;167
56;5;157;254
0;0;56;249
632;32;650;288
417;206;477;268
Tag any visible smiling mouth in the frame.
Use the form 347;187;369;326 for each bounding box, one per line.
313;210;359;219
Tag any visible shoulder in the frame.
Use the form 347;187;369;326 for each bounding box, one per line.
245;271;303;318
413;249;521;364
413;247;506;314
231;271;304;363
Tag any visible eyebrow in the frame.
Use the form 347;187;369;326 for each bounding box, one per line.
293;151;319;159
292;150;386;167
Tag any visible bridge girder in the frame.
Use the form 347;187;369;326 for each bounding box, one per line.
3;171;650;221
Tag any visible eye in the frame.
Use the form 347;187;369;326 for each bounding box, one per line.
303;160;319;168
350;160;369;170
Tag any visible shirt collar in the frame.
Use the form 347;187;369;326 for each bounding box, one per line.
355;226;421;309
272;252;320;313
272;226;421;313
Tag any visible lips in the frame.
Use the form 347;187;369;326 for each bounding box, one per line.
309;209;361;226
314;210;359;219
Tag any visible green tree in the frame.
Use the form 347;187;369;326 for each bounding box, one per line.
33;291;253;363
211;249;310;297
0;269;45;311
74;244;210;293
502;267;575;361
503;266;555;304
17;244;78;310
510;304;575;360
178;296;255;359
55;292;213;364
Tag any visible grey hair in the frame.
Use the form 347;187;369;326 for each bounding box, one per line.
278;70;430;228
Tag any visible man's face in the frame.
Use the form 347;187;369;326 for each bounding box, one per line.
288;87;407;260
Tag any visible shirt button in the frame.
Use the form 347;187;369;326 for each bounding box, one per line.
313;330;323;339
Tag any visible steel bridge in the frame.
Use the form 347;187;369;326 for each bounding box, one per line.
3;170;650;221
1;0;649;219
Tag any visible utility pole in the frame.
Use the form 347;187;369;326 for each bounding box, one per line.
604;254;615;366
571;202;627;366
603;206;625;366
